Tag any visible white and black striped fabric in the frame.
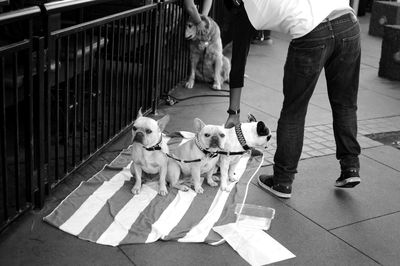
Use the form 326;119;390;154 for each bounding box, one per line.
44;132;253;246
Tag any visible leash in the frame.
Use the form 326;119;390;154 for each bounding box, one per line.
166;153;202;163
200;41;209;82
236;152;264;222
166;135;218;164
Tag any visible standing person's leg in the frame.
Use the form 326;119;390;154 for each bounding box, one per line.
324;14;361;187
259;24;333;198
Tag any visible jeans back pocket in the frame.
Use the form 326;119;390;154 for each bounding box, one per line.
287;44;325;78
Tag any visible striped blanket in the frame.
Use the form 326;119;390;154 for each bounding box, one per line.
44;132;257;246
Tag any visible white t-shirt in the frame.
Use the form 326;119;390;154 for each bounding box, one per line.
243;0;354;39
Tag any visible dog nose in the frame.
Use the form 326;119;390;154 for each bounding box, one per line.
210;135;220;148
133;132;144;143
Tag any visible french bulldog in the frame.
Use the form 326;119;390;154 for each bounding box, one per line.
219;114;271;191
130;109;170;196
167;118;226;194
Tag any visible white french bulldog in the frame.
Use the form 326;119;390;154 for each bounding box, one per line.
167;118;227;194
130;109;170;196
219;114;271;191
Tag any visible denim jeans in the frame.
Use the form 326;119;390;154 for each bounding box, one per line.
273;13;361;185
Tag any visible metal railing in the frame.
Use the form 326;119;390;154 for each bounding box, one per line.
0;6;43;232
0;0;190;232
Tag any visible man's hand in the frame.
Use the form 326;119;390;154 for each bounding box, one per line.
196;20;207;36
225;114;240;128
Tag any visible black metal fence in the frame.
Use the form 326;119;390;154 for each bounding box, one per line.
0;0;189;232
0;6;43;232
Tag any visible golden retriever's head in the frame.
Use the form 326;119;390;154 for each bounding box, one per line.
185;15;210;41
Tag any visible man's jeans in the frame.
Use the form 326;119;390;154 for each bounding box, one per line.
273;13;361;185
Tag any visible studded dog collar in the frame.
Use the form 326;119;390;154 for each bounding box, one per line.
234;124;251;151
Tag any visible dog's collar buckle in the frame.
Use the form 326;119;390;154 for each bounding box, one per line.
235;124;251;151
144;137;163;151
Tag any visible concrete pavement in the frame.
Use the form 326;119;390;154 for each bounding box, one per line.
1;13;400;266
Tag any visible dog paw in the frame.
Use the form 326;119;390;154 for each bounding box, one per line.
185;80;194;89
212;175;220;181
176;184;190;192
220;184;231;192
159;186;168;196
229;174;239;182
212;83;221;91
131;186;141;195
207;178;218;187
194;186;204;194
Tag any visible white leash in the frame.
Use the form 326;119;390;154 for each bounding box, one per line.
235;153;264;223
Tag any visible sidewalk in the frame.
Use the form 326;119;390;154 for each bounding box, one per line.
1;14;400;266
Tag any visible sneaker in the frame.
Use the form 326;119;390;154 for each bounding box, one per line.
258;175;292;198
335;169;361;188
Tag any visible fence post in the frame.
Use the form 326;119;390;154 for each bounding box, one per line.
152;1;163;113
24;20;34;210
33;36;46;208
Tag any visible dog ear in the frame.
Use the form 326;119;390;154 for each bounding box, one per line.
256;121;270;136
247;113;257;122
193;118;206;133
137;107;143;119
157;114;170;132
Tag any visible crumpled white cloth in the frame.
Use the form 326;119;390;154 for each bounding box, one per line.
213;223;295;266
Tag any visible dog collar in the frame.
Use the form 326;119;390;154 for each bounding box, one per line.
195;135;218;158
235;124;251;151
217;150;248;156
144;136;163;151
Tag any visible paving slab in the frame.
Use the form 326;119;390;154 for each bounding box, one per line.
358;15;381;69
331;212;400;266
240;79;284;118
0;211;131;266
257;153;400;231
167;84;230;106
362;146;400;171
239;173;377;265
310;85;400;123
159;98;278;133
359;67;400;100
356;90;400;120
120;241;248;266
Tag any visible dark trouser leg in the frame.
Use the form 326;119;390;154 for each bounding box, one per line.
273;41;327;185
325;20;361;171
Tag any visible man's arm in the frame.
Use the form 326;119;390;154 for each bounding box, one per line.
183;0;207;35
201;0;213;16
225;87;242;128
183;0;202;24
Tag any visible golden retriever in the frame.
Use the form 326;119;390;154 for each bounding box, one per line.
185;15;230;91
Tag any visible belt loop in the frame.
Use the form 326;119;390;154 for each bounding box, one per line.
327;20;333;31
350;12;357;23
